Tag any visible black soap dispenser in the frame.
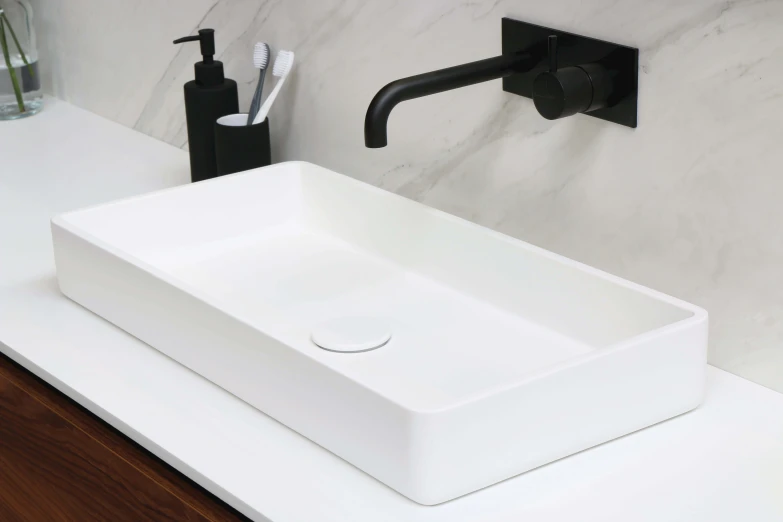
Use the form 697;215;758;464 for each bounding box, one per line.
173;29;239;182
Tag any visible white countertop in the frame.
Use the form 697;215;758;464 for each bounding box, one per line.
1;97;782;522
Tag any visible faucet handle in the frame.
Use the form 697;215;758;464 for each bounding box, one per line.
533;34;613;120
547;35;558;73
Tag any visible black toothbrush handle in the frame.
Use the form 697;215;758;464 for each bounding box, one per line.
247;69;267;125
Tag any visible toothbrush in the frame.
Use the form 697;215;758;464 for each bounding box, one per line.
246;42;270;125
251;50;295;125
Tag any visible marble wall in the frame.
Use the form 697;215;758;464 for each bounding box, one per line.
31;0;783;393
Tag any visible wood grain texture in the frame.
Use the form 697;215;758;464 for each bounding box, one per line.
0;352;250;522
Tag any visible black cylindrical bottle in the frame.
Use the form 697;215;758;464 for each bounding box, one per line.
173;29;239;182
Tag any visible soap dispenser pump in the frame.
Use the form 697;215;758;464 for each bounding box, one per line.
173;28;239;182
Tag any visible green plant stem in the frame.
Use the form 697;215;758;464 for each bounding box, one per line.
0;16;25;113
1;13;32;77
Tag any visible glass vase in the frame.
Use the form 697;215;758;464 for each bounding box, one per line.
0;0;41;120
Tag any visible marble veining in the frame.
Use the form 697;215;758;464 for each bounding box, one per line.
30;0;783;392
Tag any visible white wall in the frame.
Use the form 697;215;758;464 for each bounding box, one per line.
31;0;783;392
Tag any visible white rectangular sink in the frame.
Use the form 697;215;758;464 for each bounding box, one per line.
52;161;708;505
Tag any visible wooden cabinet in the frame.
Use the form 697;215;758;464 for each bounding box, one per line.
0;352;249;521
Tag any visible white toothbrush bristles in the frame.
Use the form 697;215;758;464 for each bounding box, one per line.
253;42;269;69
272;50;294;77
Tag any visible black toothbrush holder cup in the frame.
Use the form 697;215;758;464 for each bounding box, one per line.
214;113;272;176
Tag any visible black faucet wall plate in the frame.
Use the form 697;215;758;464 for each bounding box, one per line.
501;18;638;128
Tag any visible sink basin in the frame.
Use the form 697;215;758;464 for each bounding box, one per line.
52;161;707;505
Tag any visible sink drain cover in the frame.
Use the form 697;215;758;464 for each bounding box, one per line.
311;317;391;353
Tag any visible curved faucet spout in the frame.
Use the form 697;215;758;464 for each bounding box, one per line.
364;52;536;148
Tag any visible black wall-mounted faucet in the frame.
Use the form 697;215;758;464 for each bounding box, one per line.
364;18;638;148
